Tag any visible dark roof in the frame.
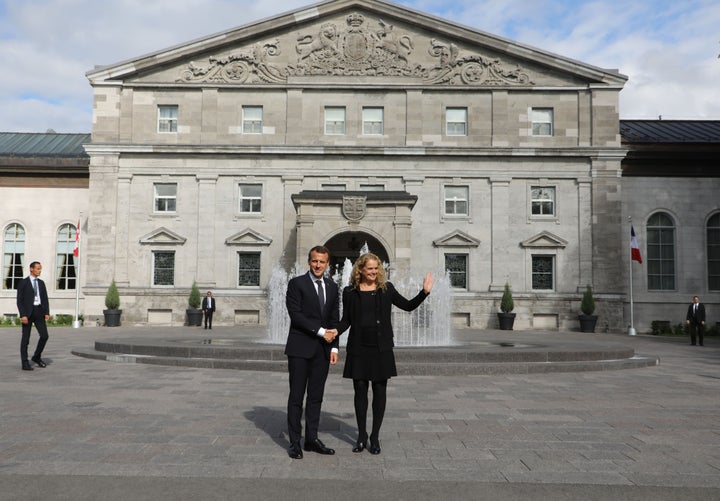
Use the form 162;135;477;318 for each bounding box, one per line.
620;120;720;144
0;132;90;157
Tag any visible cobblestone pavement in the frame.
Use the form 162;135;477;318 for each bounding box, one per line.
1;326;718;500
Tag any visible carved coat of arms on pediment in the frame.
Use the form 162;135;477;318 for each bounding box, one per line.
342;195;367;222
177;12;533;86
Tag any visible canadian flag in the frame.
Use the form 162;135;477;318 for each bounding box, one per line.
73;219;80;257
631;225;642;264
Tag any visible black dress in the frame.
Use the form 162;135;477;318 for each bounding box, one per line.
342;290;397;381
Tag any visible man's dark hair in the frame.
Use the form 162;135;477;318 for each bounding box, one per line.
308;245;330;260
29;261;41;269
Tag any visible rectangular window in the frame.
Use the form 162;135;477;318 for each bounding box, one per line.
444;185;469;216
531;108;553;136
359;184;384;191
242;106;263;134
325;107;346;135
532;255;554;290
446;107;467;136
153;251;175;286
238;252;261;286
321;184;346;191
531;187;556;216
154;183;177;213
158;105;178;133
238;184;262;213
445;254;468;289
362;107;384;135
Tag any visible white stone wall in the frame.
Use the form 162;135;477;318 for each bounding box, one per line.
0;187;88;319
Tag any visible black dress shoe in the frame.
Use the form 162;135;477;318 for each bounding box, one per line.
22;362;33;371
352;435;367;453
288;443;303;459
304;438;335;455
369;439;381;455
31;356;47;368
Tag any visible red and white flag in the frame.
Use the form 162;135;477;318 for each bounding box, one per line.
630;225;642;264
73;219;80;257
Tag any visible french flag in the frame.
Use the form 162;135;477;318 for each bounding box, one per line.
631;226;642;264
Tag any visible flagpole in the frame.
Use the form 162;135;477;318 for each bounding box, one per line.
73;214;82;329
628;216;636;336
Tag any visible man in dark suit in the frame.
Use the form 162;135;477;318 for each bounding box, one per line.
284;245;340;459
16;261;51;371
201;291;216;329
686;295;706;346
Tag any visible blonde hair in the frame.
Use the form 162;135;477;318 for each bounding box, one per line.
350;253;387;291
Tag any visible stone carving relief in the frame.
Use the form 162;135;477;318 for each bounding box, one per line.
177;12;533;86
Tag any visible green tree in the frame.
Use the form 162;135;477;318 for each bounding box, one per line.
500;282;514;313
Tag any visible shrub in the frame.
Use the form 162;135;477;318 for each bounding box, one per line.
580;285;595;315
500;282;514;313
189;281;201;309
105;279;120;310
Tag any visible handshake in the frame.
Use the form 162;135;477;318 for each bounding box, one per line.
323;328;338;343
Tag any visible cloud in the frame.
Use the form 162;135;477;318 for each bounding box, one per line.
1;0;718;132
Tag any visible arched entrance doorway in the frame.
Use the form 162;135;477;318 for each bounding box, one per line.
324;231;389;273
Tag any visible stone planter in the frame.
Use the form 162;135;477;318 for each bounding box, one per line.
579;314;598;333
186;308;203;326
103;309;122;327
497;312;516;330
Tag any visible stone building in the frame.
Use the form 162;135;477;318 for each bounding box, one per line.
1;0;716;332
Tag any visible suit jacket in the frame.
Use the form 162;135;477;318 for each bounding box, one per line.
201;297;216;312
284;272;339;359
336;282;428;353
16;276;50;318
686;303;706;324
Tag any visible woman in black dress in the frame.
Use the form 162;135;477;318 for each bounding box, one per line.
336;253;434;455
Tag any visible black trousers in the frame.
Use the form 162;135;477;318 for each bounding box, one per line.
203;310;213;328
689;321;704;345
21;305;49;362
287;342;329;446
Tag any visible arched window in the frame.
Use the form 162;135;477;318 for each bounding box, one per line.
708;213;720;291
3;223;25;289
647;212;675;290
56;223;78;290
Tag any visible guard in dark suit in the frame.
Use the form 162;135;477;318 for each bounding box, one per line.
201;291;216;329
284;245;340;459
686;295;706;346
16;261;51;371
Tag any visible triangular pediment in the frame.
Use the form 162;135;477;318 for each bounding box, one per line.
520;231;568;249
433;230;481;248
139;227;187;245
225;228;273;246
87;0;626;88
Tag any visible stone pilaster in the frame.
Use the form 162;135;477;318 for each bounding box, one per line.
489;177;511;291
196;174;218;287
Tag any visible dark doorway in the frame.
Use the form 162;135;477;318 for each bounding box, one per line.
324;231;389;273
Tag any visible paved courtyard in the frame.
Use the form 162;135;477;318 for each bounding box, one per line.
1;325;718;500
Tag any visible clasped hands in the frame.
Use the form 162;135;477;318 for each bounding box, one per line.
323;328;338;343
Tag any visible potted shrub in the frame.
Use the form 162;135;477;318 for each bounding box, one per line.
497;282;516;330
578;285;598;333
186;281;203;326
103;279;122;327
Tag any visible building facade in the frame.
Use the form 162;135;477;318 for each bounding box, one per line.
2;1;716;332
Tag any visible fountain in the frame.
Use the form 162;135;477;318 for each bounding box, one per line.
265;249;454;346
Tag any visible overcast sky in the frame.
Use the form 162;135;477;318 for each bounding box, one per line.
1;0;718;133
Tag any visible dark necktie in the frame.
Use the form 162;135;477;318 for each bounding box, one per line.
33;279;38;297
316;279;325;311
